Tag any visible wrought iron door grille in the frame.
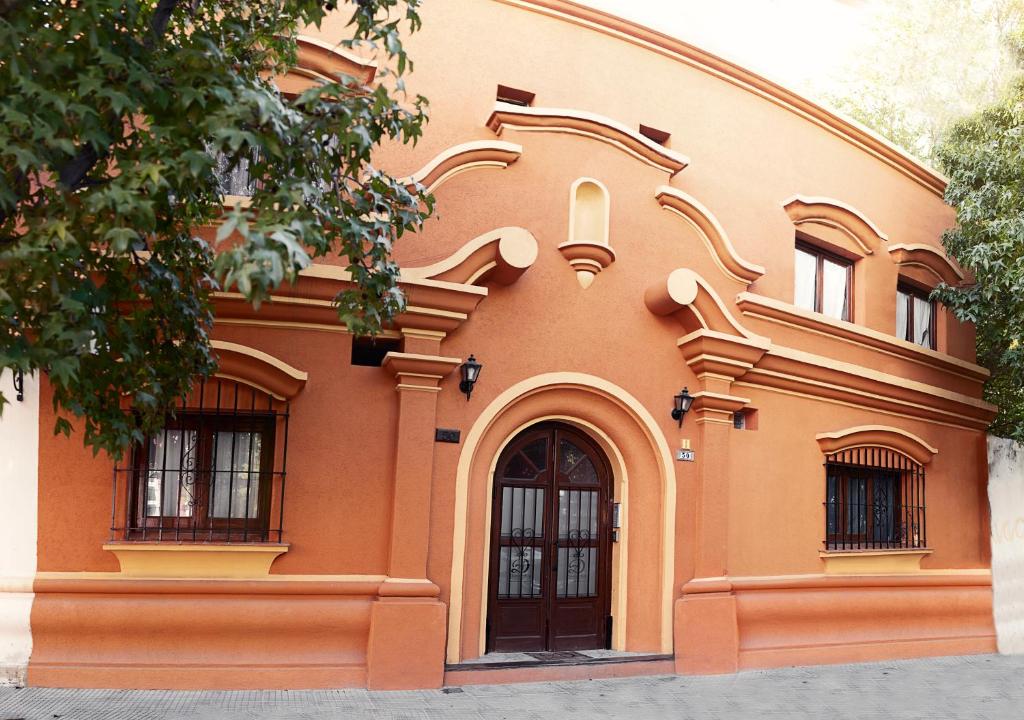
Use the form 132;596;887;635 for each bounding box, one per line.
824;446;925;551
110;378;289;543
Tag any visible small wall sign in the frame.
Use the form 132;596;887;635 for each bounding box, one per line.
676;448;695;462
435;428;461;444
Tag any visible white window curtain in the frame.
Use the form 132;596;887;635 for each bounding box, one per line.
896;290;909;340
146;429;197;518
821;258;849;320
913;295;933;347
794;248;817;311
210;430;262;519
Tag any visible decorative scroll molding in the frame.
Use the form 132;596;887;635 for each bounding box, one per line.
644;268;764;341
815;425;938;465
782;195;888;255
396;140;523;193
381;352;461;392
294;35;376;84
494;0;947;197
889;243;965;285
402;226;539;286
210;340;308;400
486;102;689;176
735;292;989;383
656;186;765;285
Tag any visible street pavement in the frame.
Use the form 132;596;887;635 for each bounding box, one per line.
1;654;1023;719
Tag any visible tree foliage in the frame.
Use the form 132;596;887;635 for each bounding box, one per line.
0;0;430;455
823;0;1024;163
936;50;1024;440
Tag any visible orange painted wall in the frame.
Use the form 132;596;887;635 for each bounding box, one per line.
27;0;995;689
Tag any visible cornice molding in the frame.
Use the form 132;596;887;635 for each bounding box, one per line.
493;0;947;196
210;340;308;400
782;195;888;255
889;243;966;285
397;140;523;193
293;35;376;84
487;101;689;176
735;292;989;383
656;186;765;285
402;226;539;286
815;425;938;466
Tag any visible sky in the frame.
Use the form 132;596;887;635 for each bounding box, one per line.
576;0;872;97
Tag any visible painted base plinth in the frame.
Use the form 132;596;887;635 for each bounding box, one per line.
28;589;373;689
675;593;739;674
675;577;996;676
366;598;446;690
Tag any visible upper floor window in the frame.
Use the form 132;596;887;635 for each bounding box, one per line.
113;379;289;543
794;242;852;321
897;284;936;349
824;446;925;551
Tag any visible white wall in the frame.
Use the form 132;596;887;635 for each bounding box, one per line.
988;435;1024;654
0;369;38;685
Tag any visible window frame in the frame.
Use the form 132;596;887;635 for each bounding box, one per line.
897;281;937;350
826;463;901;547
128;412;276;541
794;239;854;322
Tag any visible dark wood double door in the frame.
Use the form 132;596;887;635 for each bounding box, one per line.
486;423;613;653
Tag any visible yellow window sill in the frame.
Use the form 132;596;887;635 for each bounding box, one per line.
819;548;933;575
103;542;289;579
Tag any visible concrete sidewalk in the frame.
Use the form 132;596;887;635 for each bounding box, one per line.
1;654;1021;720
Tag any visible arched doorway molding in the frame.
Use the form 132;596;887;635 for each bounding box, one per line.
447;373;676;663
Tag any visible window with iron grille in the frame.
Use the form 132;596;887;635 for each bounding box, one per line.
111;379;289;543
824;447;925;551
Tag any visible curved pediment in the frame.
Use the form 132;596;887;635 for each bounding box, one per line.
397;140;523;193
402;226;539;286
293;35;376;84
815;425;938;466
783;195;888;255
889;243;965;285
211;340;308;400
656;186;765;285
487;102;689;176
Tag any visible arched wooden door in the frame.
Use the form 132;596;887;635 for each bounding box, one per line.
486;422;613;653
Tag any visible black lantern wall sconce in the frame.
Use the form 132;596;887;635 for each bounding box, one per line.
459;355;482;400
671;387;694;427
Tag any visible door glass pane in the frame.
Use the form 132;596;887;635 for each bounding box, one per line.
821;258;849;320
146;429;197;517
896;290;909;340
794;248;818;311
559;440;598;485
913;296;933;347
498;546;543;599
557;489;599;598
210;430;262;519
846;475;867;535
504;438;547;479
500;486;545;539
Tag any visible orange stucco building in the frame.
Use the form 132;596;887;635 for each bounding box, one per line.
0;0;998;691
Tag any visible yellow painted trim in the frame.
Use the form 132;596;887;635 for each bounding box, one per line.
733;380;986;432
816;425;938;464
819;549;933;575
448;372;676;663
487;103;690;175
656;186;765;284
214;318;350;335
476;416;630;657
737;297;988;384
396;140;523;193
103;543;289;579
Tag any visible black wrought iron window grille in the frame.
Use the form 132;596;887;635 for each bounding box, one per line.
111;379;289;543
824;446;926;551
